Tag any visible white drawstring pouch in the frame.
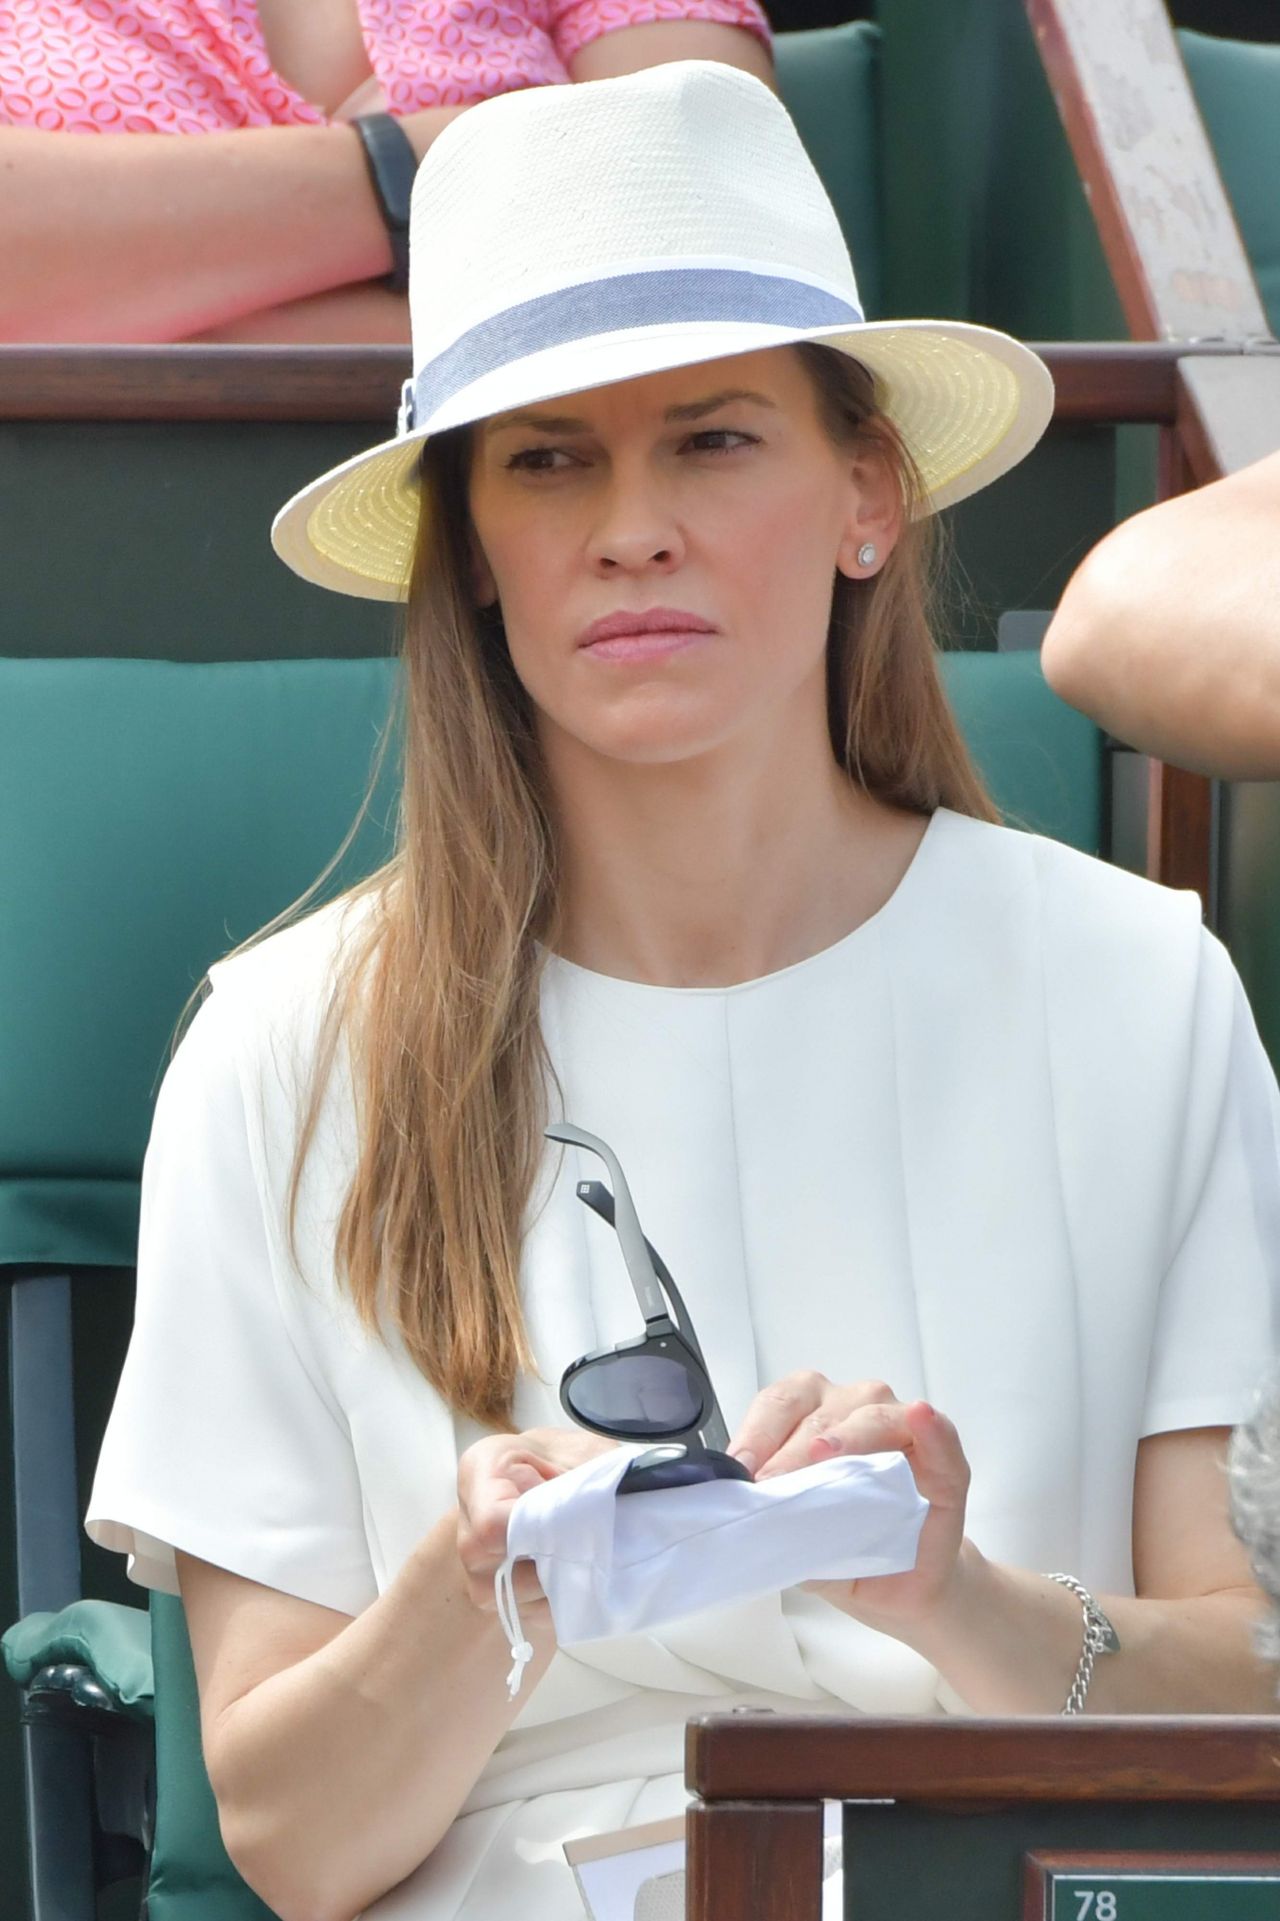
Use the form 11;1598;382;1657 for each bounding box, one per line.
494;1446;928;1696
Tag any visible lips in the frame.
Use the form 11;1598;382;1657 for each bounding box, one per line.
577;607;718;649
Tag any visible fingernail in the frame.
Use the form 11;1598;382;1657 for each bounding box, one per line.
810;1435;838;1459
731;1448;757;1475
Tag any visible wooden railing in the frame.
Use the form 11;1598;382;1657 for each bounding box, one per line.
0;337;1249;424
685;1714;1280;1920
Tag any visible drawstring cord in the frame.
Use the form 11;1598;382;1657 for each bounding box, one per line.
494;1556;534;1699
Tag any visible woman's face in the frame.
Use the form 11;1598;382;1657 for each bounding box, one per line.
466;347;901;769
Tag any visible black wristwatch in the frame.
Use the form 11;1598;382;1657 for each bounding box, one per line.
351;112;418;294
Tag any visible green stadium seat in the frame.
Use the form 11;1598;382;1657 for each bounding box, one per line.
0;645;1101;1279
0;658;400;1274
775;22;883;317
941;650;1104;857
1179;29;1280;339
874;2;1280;349
874;0;1125;341
1;657;400;1921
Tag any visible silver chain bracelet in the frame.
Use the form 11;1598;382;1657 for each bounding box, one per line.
1046;1572;1121;1714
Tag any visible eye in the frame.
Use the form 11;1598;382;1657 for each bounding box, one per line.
683;429;759;455
505;446;578;473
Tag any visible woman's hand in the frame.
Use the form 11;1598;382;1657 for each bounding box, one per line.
727;1372;971;1633
455;1427;616;1619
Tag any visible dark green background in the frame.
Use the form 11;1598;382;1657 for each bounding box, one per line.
843;1805;1280;1920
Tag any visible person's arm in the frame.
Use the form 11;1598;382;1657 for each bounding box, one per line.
888;1421;1270;1714
729;1381;1273;1713
567;19;774;86
187;280;413;347
0;108;462;345
179;1427;609;1921
1041;449;1280;779
178;1519;547;1921
190;22;773;344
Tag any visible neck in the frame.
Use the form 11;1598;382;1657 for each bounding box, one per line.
545;712;930;989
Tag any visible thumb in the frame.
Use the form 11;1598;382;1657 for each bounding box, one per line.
901;1401;969;1511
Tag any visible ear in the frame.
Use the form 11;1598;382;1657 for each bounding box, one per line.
468;527;499;610
834;428;905;581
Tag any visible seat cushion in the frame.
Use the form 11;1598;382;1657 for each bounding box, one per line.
0;656;399;1269
941;649;1103;857
0;646;1099;1277
2;1597;152;1718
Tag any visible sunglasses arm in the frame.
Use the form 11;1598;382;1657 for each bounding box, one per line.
544;1122;667;1323
572;1181;703;1362
545;1123;732;1455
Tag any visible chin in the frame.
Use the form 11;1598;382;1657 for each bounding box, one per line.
582;714;738;767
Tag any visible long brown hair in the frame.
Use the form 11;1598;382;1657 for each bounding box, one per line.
270;344;998;1429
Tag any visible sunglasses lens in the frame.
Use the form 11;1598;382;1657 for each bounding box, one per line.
566;1352;704;1437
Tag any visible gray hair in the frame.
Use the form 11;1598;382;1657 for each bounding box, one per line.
1229;1374;1280;1668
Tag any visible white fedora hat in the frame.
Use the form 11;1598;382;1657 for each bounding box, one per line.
272;60;1054;602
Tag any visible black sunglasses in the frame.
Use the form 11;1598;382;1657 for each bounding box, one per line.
546;1122;753;1496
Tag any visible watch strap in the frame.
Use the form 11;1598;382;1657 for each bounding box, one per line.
352;112;418;294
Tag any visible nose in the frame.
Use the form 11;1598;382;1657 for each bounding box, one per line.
587;464;685;576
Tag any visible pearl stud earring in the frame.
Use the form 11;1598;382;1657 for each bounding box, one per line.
857;542;878;568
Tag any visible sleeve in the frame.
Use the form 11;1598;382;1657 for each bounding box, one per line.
1141;930;1280;1437
548;0;772;74
86;988;378;1617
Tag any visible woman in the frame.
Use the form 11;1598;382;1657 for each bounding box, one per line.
89;62;1279;1921
0;0;769;342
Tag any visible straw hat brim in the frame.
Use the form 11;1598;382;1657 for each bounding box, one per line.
271;318;1054;602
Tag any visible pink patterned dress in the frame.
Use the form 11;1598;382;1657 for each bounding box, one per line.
0;0;771;132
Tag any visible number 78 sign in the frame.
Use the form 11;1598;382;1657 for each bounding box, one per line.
1023;1853;1280;1919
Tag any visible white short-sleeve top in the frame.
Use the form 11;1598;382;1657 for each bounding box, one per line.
88;809;1280;1921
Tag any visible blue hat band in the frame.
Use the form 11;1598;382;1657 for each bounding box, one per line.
402;267;864;432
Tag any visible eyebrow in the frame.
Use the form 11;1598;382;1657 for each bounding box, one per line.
483;389;779;437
